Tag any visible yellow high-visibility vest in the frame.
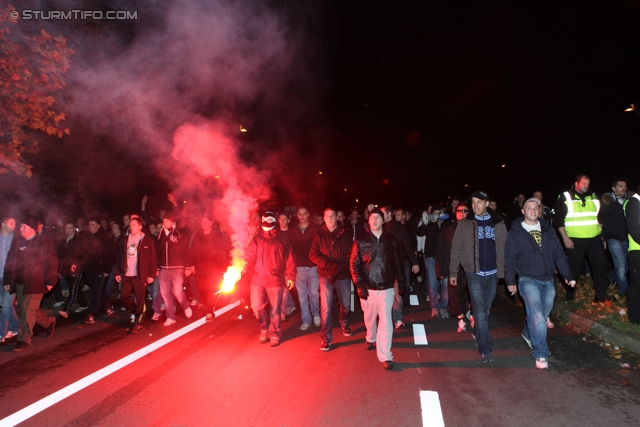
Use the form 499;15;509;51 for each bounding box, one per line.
626;194;640;252
563;191;601;238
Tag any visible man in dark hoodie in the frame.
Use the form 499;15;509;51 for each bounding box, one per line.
381;206;420;329
449;191;506;363
82;218;114;324
156;211;193;326
245;211;295;347
505;198;575;369
3;214;58;351
309;207;354;351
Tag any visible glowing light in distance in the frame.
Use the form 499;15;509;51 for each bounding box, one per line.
501;164;506;168
355;199;359;202
625;104;635;112
319;171;323;174
344;188;347;191
239;126;248;132
215;176;220;179
465;184;468;187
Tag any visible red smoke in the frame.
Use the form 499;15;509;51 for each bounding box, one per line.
172;121;271;291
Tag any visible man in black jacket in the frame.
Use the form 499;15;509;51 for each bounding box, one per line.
116;218;158;333
505;198;575;369
598;178;630;295
626;188;640;324
350;208;406;370
381;206;420;329
156;212;193;327
82;218;114;324
310;208;353;351
3;214;58;351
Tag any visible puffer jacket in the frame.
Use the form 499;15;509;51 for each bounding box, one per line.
504;218;573;286
449;207;507;279
245;229;296;287
350;227;405;291
309;224;352;283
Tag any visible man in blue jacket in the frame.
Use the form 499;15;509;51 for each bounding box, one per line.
505;198;575;369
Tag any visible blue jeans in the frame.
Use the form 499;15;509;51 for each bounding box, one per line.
159;268;190;321
519;277;555;359
295;266;319;325
150;276;163;314
425;257;448;309
0;279;19;337
319;277;351;342
281;287;296;314
251;285;283;339
466;273;497;357
607;239;629;294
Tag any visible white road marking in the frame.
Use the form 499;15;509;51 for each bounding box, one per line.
420;390;445;427
413;323;428;345
410;294;419;305
0;300;241;427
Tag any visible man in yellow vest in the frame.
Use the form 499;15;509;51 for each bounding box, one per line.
625;188;640;324
553;174;612;302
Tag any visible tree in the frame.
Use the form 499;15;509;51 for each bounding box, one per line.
0;4;73;177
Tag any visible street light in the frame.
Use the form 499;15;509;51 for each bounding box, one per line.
625;104;640;117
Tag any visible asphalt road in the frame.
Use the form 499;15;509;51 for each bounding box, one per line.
1;286;640;427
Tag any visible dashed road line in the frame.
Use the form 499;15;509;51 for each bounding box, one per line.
420;390;445;427
413;323;428;345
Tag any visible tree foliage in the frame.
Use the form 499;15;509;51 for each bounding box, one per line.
0;4;73;177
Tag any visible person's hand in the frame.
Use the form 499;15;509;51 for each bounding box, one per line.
115;275;122;283
357;286;369;300
411;265;420;274
46;285;53;291
102;272;109;277
71;264;77;273
603;240;607;250
287;279;294;290
141;194;147;208
566;279;577;288
507;285;517;295
185;268;192;278
167;193;178;207
563;236;574;249
449;277;458;287
191;266;196;275
146;277;154;285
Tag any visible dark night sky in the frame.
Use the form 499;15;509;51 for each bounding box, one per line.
3;0;640;219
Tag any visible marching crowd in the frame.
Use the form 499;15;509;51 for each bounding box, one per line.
2;174;640;371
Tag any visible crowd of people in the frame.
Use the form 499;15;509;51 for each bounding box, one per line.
2;174;639;371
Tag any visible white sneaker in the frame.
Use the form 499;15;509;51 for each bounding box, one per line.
299;323;311;331
5;330;17;339
394;320;405;329
285;306;296;315
457;318;466;332
185;307;193;319
130;314;135;323
74;306;88;313
151;313;161;321
522;333;533;349
120;306;127;311
546;317;555;329
313;316;321;327
163;318;176;326
190;299;199;306
536;358;548;369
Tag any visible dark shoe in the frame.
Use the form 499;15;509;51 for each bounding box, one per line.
342;326;352;336
45;319;56;338
14;341;31;351
83;314;95;324
364;341;375;350
383;360;394;370
129;324;145;334
320;341;331;351
105;307;115;316
565;288;575;302
482;354;494;363
270;337;280;347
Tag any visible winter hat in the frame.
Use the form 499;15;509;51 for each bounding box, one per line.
20;212;39;231
368;208;384;220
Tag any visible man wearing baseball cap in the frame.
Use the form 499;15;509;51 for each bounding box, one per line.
449;191;507;363
3;213;58;351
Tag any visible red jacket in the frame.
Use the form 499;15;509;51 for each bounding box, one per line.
245;229;295;287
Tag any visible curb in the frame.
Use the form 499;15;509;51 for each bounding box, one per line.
558;308;640;356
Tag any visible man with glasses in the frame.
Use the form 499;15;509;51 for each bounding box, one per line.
436;201;471;332
449;191;507;363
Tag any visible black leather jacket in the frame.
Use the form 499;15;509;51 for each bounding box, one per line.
309;224;352;283
350;228;405;291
